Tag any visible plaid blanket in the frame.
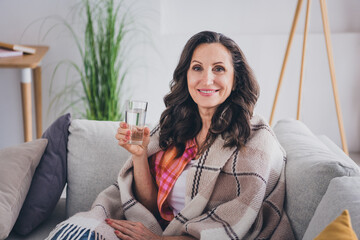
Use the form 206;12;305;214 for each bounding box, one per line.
46;114;294;240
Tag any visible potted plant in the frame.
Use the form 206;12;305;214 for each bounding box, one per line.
50;0;138;121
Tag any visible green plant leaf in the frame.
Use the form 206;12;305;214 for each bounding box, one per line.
48;0;141;121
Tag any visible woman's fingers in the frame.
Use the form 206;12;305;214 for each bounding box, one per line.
113;222;137;239
118;122;129;135
106;219;161;240
142;127;151;147
115;122;131;144
106;219;138;239
144;127;150;136
115;123;146;156
115;230;132;240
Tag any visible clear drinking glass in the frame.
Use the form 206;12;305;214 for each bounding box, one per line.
125;100;148;145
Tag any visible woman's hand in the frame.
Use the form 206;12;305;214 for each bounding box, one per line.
106;219;162;240
115;122;151;157
116;122;158;213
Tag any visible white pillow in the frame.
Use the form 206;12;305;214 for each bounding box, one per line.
66;119;131;218
0;139;48;239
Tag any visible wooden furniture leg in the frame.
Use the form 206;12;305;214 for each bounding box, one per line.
33;66;42;138
269;0;304;125
297;0;312;120
20;68;33;142
319;0;348;154
0;46;48;143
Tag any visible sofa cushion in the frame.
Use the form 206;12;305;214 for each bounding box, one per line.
313;210;358;240
0;139;48;240
66;119;131;218
303;176;360;239
14;113;71;235
273;119;360;240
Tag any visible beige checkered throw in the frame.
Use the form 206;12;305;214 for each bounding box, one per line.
47;114;294;240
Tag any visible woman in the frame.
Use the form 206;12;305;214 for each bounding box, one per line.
47;31;294;240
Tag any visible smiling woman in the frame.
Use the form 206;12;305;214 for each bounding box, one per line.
187;43;234;114
46;31;294;240
160;31;259;157
187;43;235;151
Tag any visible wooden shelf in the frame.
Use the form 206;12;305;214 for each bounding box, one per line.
0;46;49;69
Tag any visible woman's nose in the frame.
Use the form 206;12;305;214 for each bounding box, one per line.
202;69;214;85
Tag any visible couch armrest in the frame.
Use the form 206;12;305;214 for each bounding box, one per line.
317;135;359;170
273;118;360;240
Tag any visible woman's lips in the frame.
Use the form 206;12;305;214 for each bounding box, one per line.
198;89;219;96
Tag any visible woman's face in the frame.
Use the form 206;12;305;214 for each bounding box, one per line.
187;43;234;114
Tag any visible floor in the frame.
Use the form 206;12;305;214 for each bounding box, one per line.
350;152;360;166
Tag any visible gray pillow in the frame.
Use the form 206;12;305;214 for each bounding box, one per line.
302;176;360;240
66;119;130;218
0;139;48;239
273;119;360;240
14;113;71;235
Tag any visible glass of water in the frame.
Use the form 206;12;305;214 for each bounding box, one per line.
125;100;148;145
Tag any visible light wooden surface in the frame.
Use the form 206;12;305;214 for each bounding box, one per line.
319;0;348;154
33;66;42;139
269;0;304;126
20;82;32;142
0;46;49;68
297;0;312;120
0;46;49;142
269;0;348;155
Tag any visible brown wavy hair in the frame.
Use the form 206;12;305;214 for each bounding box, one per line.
159;31;259;157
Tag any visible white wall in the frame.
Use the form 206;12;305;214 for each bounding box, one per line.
0;0;359;152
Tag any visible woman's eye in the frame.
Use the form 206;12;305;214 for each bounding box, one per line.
192;66;202;71
214;66;225;72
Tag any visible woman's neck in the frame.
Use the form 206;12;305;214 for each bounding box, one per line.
198;107;214;130
196;107;214;151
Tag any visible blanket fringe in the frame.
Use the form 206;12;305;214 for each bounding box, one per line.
45;216;104;240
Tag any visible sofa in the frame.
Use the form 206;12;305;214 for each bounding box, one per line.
2;116;360;240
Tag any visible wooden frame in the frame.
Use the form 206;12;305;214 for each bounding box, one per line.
269;0;348;155
0;46;49;142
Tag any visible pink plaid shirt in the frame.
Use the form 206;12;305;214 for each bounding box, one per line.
150;138;198;221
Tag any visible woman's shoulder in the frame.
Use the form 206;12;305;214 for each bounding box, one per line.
147;123;162;157
149;123;160;137
249;114;274;135
247;113;282;153
250;113;269;126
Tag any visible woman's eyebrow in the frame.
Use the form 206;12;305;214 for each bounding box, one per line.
191;60;226;65
191;60;202;64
